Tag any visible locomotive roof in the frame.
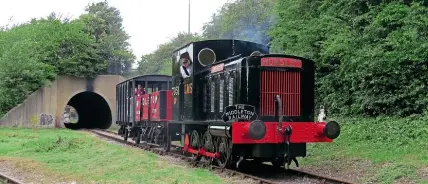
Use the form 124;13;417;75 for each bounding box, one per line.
172;39;269;53
117;74;172;85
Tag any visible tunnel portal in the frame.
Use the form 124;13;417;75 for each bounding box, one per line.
64;92;112;129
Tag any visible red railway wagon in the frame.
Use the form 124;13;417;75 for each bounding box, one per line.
116;75;175;145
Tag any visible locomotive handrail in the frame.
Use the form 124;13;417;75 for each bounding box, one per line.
275;95;283;132
214;54;242;65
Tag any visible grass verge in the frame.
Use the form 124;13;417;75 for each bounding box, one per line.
0;128;225;184
300;115;428;184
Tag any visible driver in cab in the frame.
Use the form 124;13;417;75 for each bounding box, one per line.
180;58;192;78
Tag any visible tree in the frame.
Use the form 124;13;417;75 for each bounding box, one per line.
202;0;277;45
79;0;135;75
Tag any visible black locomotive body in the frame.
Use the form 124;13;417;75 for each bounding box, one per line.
116;39;341;169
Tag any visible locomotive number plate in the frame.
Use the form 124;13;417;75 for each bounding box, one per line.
222;104;258;122
261;57;302;68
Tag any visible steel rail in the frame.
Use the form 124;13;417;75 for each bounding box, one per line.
91;129;355;184
287;169;354;184
0;172;23;184
87;129;278;184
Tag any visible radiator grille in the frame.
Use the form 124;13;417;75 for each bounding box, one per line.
260;70;301;116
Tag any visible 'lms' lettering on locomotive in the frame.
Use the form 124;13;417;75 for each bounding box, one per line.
222;104;258;122
184;83;192;94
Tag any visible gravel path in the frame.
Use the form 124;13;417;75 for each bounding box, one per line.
298;157;373;183
0;161;25;182
89;132;260;184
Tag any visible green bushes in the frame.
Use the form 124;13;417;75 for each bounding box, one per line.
269;1;428;117
0;2;134;116
338;115;428;146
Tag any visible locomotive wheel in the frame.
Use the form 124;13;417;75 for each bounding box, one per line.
252;158;263;165
118;126;123;135
190;130;201;161
136;130;141;144
153;127;163;145
144;127;152;144
124;128;128;141
271;157;285;168
141;128;148;144
158;128;171;152
202;131;215;163
148;126;155;143
163;128;171;152
216;137;231;168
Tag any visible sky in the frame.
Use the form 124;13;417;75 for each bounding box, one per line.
0;0;231;61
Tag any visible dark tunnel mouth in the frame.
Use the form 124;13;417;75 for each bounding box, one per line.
64;92;112;130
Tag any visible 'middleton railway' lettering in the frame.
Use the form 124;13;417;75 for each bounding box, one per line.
222;104;258;122
225;109;255;120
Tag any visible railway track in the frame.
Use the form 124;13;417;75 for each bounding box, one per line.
0;172;23;184
88;129;354;184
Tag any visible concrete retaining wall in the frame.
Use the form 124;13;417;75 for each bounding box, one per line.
0;75;125;128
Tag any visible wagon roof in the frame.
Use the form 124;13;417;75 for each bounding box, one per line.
117;74;172;86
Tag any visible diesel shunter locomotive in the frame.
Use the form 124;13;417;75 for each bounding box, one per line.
116;39;341;169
